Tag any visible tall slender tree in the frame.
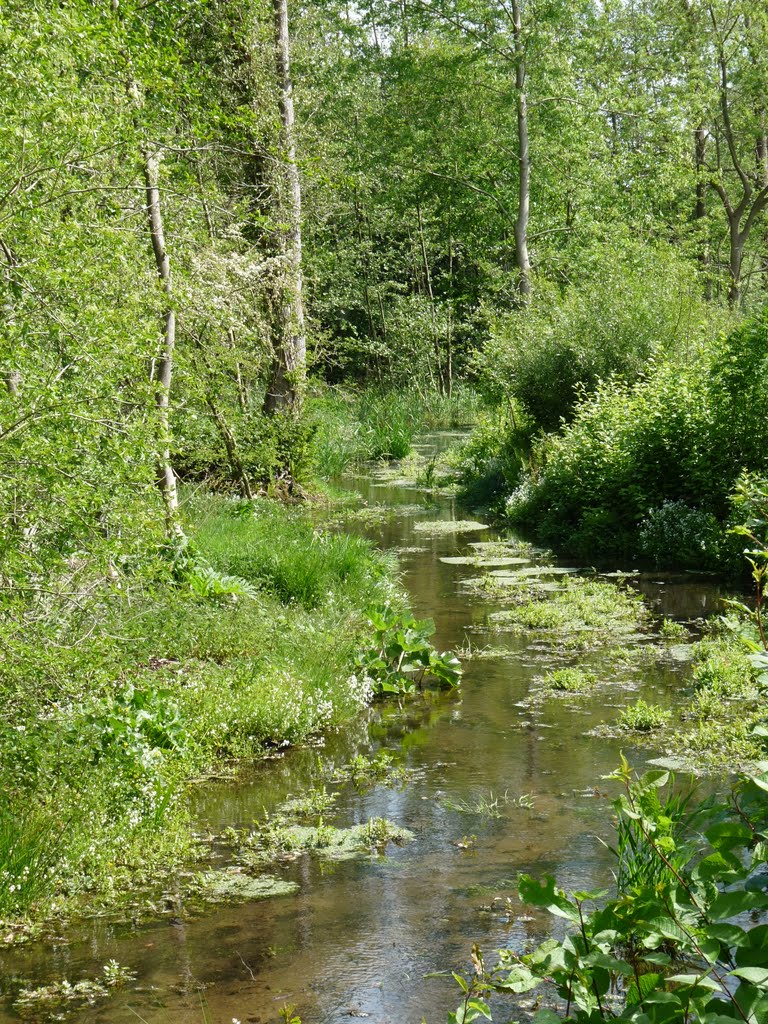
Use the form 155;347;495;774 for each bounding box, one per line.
264;0;306;414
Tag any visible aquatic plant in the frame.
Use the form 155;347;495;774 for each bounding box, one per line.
356;604;462;695
618;700;671;732
542;668;598;692
451;761;768;1023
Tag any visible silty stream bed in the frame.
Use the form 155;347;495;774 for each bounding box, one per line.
0;432;728;1024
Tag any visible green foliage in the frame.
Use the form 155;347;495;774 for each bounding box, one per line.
0;494;405;917
188;494;396;609
451;406;533;506
308;385;482;477
543;668;598;692
504;312;768;567
356;604;462;695
452;763;768;1023
478;244;729;431
618;700;671;732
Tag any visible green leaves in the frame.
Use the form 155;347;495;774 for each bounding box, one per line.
356;604;463;696
453;764;768;1023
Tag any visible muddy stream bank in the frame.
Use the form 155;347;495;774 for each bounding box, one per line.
0;433;727;1024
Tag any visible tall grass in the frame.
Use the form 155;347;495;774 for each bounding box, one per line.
0;799;70;916
308;384;483;477
189;494;396;609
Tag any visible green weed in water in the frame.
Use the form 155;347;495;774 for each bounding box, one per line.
542;668;598;692
618;700;671;732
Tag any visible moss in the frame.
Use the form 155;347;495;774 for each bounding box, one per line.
412;519;490;535
487;576;649;651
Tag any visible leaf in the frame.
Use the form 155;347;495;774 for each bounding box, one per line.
728;966;768;986
709;890;768;921
465;998;492;1021
533;1012;562;1024
518;875;580;922
666;973;721;992
626;971;661;1007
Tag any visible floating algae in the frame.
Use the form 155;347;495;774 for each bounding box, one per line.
197;869;299;903
413;519;489;535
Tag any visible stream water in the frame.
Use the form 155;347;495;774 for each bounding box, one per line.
0;433;728;1024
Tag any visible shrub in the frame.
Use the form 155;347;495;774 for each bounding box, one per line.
451;406;533;505
504;311;768;567
476;243;731;430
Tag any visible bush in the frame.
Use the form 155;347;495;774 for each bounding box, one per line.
476;243;731;431
451;405;533;506
504;311;768;567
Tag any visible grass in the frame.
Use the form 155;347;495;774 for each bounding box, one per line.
542;667;598;692
308;383;482;476
188;493;398;609
619;700;671;732
672;635;766;769
0;492;404;922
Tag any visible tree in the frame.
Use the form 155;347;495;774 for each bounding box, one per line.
264;0;306;414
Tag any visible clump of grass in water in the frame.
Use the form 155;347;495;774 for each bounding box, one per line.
330;751;413;788
413;519;489;535
308;385;482;476
489;576;649;650
659;617;690;641
618;700;671;732
542;667;598;692
441;790;534;817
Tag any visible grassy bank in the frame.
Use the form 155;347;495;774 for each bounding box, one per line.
0;492;402;926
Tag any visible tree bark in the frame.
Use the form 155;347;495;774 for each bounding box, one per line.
694;126;712;299
264;0;306;416
511;0;531;300
142;149;182;537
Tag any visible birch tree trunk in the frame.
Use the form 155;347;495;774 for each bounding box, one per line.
264;0;306;416
142;149;182;537
511;0;532;300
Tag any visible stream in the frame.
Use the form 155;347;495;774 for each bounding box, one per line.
0;432;728;1024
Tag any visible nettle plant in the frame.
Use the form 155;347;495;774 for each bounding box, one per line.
730;475;768;703
451;759;768;1024
356;605;462;696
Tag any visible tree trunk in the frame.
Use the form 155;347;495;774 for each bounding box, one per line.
264;0;306;416
142;149;182;537
694;126;712;300
758;121;768;292
511;0;531;299
728;219;744;307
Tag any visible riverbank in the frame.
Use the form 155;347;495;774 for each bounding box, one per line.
0;491;404;932
3;446;767;1024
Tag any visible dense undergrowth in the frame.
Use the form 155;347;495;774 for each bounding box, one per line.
456;308;768;571
308;384;482;477
0;492;405;923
